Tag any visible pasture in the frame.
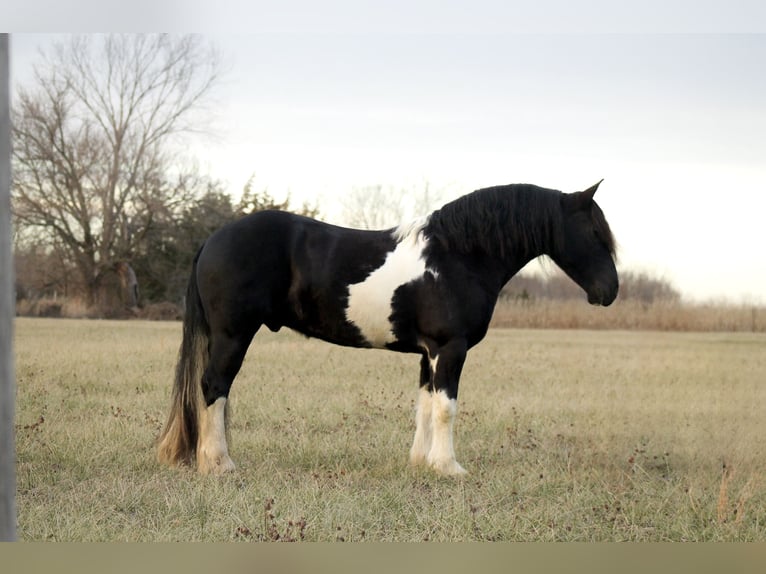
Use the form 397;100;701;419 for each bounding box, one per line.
13;317;766;541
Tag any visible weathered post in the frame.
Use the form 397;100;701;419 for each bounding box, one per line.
0;33;17;541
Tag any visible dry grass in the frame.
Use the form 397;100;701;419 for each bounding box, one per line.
13;318;766;541
15;297;98;319
491;298;766;332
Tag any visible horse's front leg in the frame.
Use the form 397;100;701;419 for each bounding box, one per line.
426;337;468;476
409;354;433;467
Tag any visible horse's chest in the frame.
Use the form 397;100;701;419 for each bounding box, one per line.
345;238;431;348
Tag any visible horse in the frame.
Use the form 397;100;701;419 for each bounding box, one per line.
157;180;618;476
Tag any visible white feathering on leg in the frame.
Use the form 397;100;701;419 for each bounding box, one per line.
409;387;433;466
197;397;236;475
427;390;466;476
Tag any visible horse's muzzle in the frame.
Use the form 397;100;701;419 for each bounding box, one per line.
587;283;618;306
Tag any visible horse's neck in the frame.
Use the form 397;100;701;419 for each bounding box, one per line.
464;214;548;280
487;251;538;292
425;194;556;288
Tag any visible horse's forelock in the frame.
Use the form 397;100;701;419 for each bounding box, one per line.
591;201;617;258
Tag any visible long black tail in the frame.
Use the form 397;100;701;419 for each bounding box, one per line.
157;248;209;467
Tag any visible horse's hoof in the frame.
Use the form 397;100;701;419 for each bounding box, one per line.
409;451;428;468
198;454;236;475
429;458;467;477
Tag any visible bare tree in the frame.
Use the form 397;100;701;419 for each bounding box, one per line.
341;181;444;230
12;34;220;308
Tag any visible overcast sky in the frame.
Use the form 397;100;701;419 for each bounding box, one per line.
7;5;766;303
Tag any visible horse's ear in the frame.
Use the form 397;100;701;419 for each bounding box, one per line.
582;179;604;201
562;179;603;211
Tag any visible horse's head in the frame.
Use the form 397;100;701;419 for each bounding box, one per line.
552;180;619;306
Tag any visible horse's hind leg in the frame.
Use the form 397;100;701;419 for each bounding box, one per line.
197;328;256;475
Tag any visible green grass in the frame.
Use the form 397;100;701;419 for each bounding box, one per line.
13;318;766;541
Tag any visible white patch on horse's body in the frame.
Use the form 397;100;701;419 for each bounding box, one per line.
409;387;433;466
196;397;235;475
346;217;435;347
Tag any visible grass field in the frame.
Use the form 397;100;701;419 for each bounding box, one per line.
13;317;766;541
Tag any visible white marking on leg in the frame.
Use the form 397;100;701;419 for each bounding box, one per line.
429;354;439;376
346;218;437;347
197;397;236;475
409;387;433;466
427;389;467;476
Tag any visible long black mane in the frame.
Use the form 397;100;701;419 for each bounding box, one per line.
425;183;616;261
425;184;564;260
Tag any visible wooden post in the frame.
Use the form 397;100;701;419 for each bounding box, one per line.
0;33;17;542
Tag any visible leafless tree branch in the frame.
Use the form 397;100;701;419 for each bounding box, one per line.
12;34;221;307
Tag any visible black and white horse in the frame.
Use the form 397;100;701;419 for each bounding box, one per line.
157;181;618;476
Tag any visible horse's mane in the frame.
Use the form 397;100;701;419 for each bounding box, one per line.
424;184;566;260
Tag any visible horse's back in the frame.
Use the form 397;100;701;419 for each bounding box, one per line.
195;211;397;343
198;210;295;281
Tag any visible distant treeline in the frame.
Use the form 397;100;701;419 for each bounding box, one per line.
501;268;681;304
493;268;764;332
490;297;764;332
17;247;765;333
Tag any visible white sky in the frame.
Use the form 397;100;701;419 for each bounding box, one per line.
6;4;766;303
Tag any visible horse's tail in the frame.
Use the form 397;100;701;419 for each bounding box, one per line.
157;247;209;467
